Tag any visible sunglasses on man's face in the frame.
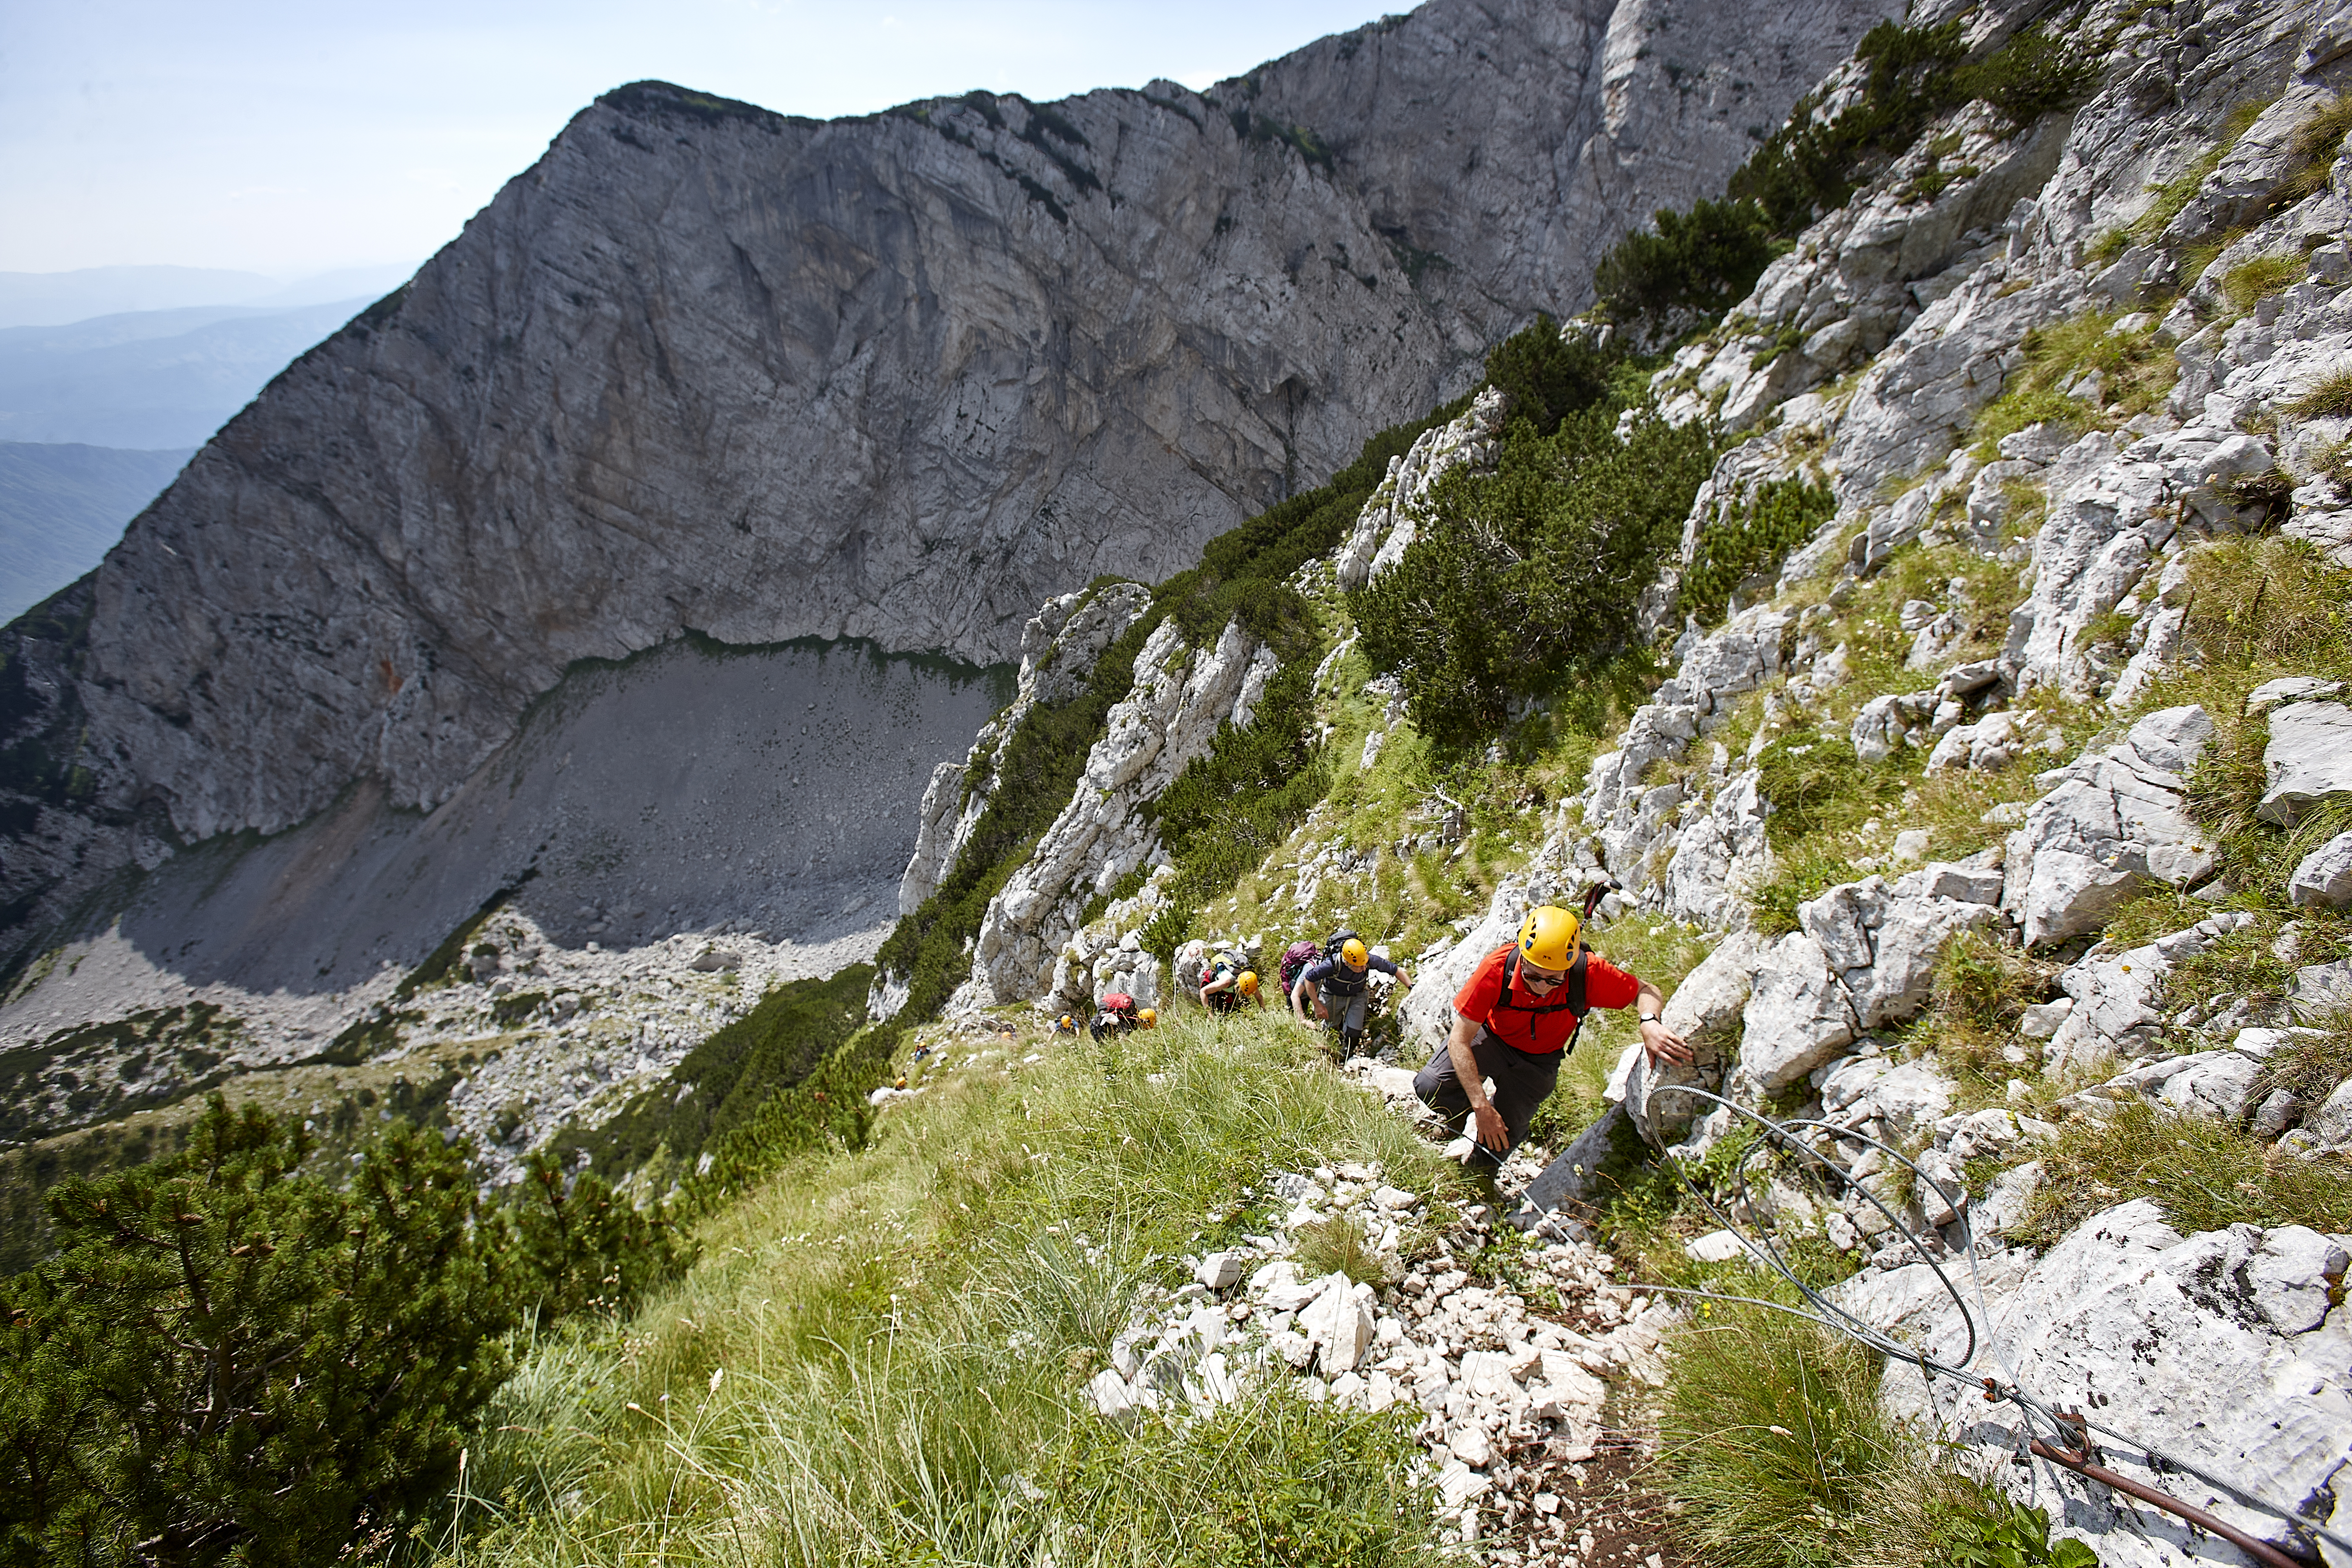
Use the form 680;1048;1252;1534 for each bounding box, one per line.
1519;963;1567;990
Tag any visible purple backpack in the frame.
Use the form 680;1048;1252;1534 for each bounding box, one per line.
1277;940;1321;996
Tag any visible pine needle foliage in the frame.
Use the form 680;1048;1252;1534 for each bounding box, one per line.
1483;312;1630;434
0;1096;693;1563
1679;475;1837;625
1351;405;1715;746
1598;21;2094;335
0;1101;512;1565
560;964;875;1183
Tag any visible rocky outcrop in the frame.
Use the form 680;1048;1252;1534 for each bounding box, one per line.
1832;1201;2352;1568
957;616;1278;1009
896;583;1151;918
2001;704;2218;947
2292;831;2352;908
1334;387;1509;588
0;0;1896;985
2261;701;2352;824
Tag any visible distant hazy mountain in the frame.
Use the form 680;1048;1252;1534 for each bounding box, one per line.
0;442;193;622
0;298;371;448
0;264;415;329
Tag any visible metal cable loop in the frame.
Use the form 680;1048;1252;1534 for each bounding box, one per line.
1620;1081;2348;1561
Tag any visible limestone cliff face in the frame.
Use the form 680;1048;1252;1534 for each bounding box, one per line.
18;0;1893;868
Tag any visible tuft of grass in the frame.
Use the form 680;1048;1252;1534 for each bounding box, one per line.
2220;253;2303;312
1057;1381;1436;1565
2284;364;2352;420
1659;1303;1898;1568
1971;309;2177;453
2253;1010;2352;1114
2013;1099;2352;1248
1294;1212;1398;1287
2283;95;2352;205
1751;843;1865;937
1912;930;2053;1099
2128;144;2225;245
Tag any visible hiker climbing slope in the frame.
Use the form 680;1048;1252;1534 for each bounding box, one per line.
1199;946;1265;1014
1416;903;1688;1173
1291;933;1410;1053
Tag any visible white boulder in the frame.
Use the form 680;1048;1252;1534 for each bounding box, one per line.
1298;1274;1376;1374
1738;932;1860;1089
2260;702;2352;825
1195;1251;1243;1291
1839;1201;2352;1568
2288;831;2352;909
2003;707;2218;946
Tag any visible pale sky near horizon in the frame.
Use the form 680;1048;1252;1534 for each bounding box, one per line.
1;0;1404;279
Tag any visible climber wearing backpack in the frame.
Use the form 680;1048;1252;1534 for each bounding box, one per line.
1290;932;1411;1055
1088;991;1142;1041
1414;900;1689;1175
1200;949;1265;1014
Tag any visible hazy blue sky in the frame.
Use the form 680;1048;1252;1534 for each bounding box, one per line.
2;0;1400;278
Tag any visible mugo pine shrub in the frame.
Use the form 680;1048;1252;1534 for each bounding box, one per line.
1597;21;2095;337
0;1095;689;1564
1353;402;1714;747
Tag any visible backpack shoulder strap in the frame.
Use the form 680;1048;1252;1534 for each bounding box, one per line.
1491;947;1585;1016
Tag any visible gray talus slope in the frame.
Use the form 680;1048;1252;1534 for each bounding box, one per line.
52;0;1893;858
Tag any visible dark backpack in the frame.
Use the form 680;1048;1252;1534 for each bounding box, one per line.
1489;945;1593;1050
1277;940;1321;995
1323;928;1363;963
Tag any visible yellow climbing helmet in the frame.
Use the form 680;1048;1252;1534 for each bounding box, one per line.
1517;905;1581;970
1139;1007;1158;1027
1340;938;1369;970
1237;970;1259;996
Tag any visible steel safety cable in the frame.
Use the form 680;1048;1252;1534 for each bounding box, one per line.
1612;1084;2350;1563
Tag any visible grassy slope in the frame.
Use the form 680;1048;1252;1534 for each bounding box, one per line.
431;1011;1462;1566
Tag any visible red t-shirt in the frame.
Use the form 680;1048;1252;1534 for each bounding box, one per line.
1453;944;1639;1055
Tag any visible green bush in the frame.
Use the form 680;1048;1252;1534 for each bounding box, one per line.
1593;198;1779;336
1482;313;1620;436
1351;406;1716;746
0;1100;515;1564
1955;28;2098;128
509;1148;694;1320
1600;21;2094;335
562;965;874;1182
1150;660;1331;921
1679;475;1837;624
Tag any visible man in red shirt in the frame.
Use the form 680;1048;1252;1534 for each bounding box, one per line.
1413;905;1690;1174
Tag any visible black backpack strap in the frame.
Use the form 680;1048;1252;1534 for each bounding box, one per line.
1493;948;1589;1017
